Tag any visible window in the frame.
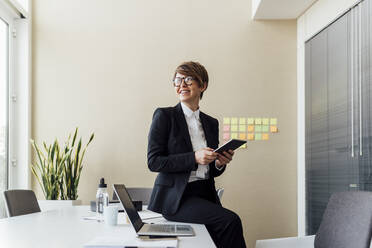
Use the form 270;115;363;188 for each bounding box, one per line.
0;17;8;218
0;0;30;218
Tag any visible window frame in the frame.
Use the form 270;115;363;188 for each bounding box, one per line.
0;1;15;192
0;0;31;190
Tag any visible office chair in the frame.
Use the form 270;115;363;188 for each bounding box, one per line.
3;189;41;217
256;191;372;248
314;191;372;248
113;187;153;205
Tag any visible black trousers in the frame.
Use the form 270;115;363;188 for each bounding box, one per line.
163;180;246;248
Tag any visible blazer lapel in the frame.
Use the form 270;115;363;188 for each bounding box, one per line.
199;112;213;148
174;103;193;151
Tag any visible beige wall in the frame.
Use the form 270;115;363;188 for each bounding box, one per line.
32;0;297;247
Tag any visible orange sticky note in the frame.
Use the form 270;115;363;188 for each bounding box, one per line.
270;126;278;133
239;133;246;139
247;133;254;140
247;125;254;132
262;133;269;140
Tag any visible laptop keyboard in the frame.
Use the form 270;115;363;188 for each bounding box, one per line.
176;225;190;231
148;224;176;233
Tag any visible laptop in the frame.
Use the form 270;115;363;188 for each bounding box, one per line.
113;184;195;236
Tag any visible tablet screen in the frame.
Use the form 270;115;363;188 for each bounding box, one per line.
214;139;247;154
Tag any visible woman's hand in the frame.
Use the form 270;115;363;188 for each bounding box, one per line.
215;150;234;168
195;147;218;165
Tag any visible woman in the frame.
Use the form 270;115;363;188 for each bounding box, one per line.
147;61;246;248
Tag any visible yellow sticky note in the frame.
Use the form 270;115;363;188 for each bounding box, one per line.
262;118;269;125
270;126;278;133
247;133;255;140
247;118;254;125
247;125;254;132
255;133;262;140
241;143;247;148
223;118;230;125
231;125;238;132
231;118;238;125
239;125;246;132
255;118;262;125
262;133;269;140
270;118;277;125
239;118;246;124
231;133;238;139
239;133;246;139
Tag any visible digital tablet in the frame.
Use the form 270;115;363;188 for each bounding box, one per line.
214;139;247;154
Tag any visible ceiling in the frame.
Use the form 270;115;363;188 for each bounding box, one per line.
252;0;318;19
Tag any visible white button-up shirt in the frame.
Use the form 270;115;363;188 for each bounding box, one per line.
180;102;210;182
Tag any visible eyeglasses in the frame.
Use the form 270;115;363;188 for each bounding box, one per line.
173;76;194;87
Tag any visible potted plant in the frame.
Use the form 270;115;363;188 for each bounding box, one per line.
31;128;94;211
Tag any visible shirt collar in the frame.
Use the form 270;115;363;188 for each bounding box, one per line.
181;102;200;119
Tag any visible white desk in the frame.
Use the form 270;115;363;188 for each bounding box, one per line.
0;206;216;248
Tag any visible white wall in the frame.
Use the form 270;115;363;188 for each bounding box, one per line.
297;0;359;236
33;0;297;247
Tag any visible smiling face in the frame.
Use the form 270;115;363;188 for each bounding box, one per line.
174;73;206;105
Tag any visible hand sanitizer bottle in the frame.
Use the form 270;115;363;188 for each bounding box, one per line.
96;178;109;221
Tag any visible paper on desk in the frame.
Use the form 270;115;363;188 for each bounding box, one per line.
82;215;100;221
139;210;163;220
84;235;177;248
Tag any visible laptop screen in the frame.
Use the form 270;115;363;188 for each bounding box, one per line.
113;184;143;232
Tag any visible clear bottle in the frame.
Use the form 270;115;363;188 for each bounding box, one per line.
96;178;109;222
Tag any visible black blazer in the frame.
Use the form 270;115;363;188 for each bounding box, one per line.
147;103;226;215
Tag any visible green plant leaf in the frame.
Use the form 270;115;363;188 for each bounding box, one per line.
71;128;78;147
87;133;94;146
30;129;94;201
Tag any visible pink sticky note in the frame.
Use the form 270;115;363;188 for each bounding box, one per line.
223;132;230;139
223;125;230;132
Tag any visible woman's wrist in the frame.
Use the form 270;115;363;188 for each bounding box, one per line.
215;161;225;170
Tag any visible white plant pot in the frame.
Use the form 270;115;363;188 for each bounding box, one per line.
38;200;82;212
